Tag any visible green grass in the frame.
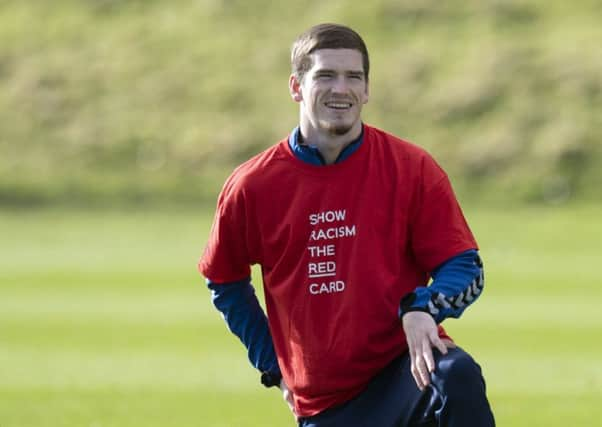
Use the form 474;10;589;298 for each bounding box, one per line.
1;205;601;426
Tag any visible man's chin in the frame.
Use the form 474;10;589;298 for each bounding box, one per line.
320;121;353;136
331;126;352;136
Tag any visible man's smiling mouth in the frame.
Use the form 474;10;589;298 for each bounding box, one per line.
324;102;352;110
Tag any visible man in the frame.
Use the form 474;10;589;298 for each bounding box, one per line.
199;23;495;427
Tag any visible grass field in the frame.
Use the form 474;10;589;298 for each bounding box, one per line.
1;205;601;426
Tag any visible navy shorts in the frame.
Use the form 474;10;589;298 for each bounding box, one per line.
298;347;495;427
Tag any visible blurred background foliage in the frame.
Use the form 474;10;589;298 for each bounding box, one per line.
0;0;600;207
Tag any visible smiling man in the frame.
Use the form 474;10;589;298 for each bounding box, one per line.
199;23;495;427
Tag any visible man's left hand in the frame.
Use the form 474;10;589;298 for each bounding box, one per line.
402;311;455;390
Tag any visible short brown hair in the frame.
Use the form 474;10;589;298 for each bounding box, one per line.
291;23;370;81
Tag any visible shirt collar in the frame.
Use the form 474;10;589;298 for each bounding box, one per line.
287;125;364;166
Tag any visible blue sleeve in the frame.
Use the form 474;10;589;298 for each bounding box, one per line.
398;249;484;323
207;277;281;376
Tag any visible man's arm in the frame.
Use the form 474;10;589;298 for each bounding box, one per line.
207;277;282;386
399;249;484;323
398;249;485;390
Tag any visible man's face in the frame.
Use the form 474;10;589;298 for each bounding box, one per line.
290;49;369;138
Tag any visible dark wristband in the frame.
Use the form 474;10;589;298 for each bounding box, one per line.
399;291;429;316
399;291;418;313
260;371;282;388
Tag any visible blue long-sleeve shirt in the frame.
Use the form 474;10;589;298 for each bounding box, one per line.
205;126;484;378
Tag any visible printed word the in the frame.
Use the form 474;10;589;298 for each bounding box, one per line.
308;245;335;257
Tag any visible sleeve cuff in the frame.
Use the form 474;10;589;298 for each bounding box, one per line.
398;288;436;320
260;371;282;388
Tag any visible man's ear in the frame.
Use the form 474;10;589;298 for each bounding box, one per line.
289;74;303;103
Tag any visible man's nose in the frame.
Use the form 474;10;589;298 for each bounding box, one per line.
331;75;349;93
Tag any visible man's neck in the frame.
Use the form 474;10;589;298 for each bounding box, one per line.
299;122;363;165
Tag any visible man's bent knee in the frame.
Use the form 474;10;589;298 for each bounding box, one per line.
433;348;486;396
429;348;495;426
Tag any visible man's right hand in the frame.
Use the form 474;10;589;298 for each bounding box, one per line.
280;379;297;419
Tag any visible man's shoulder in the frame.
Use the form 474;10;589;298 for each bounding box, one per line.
223;139;290;192
365;125;435;161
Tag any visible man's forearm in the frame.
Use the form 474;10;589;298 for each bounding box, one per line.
399;249;484;323
207;278;281;379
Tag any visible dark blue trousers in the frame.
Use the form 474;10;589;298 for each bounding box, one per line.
298;348;495;427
